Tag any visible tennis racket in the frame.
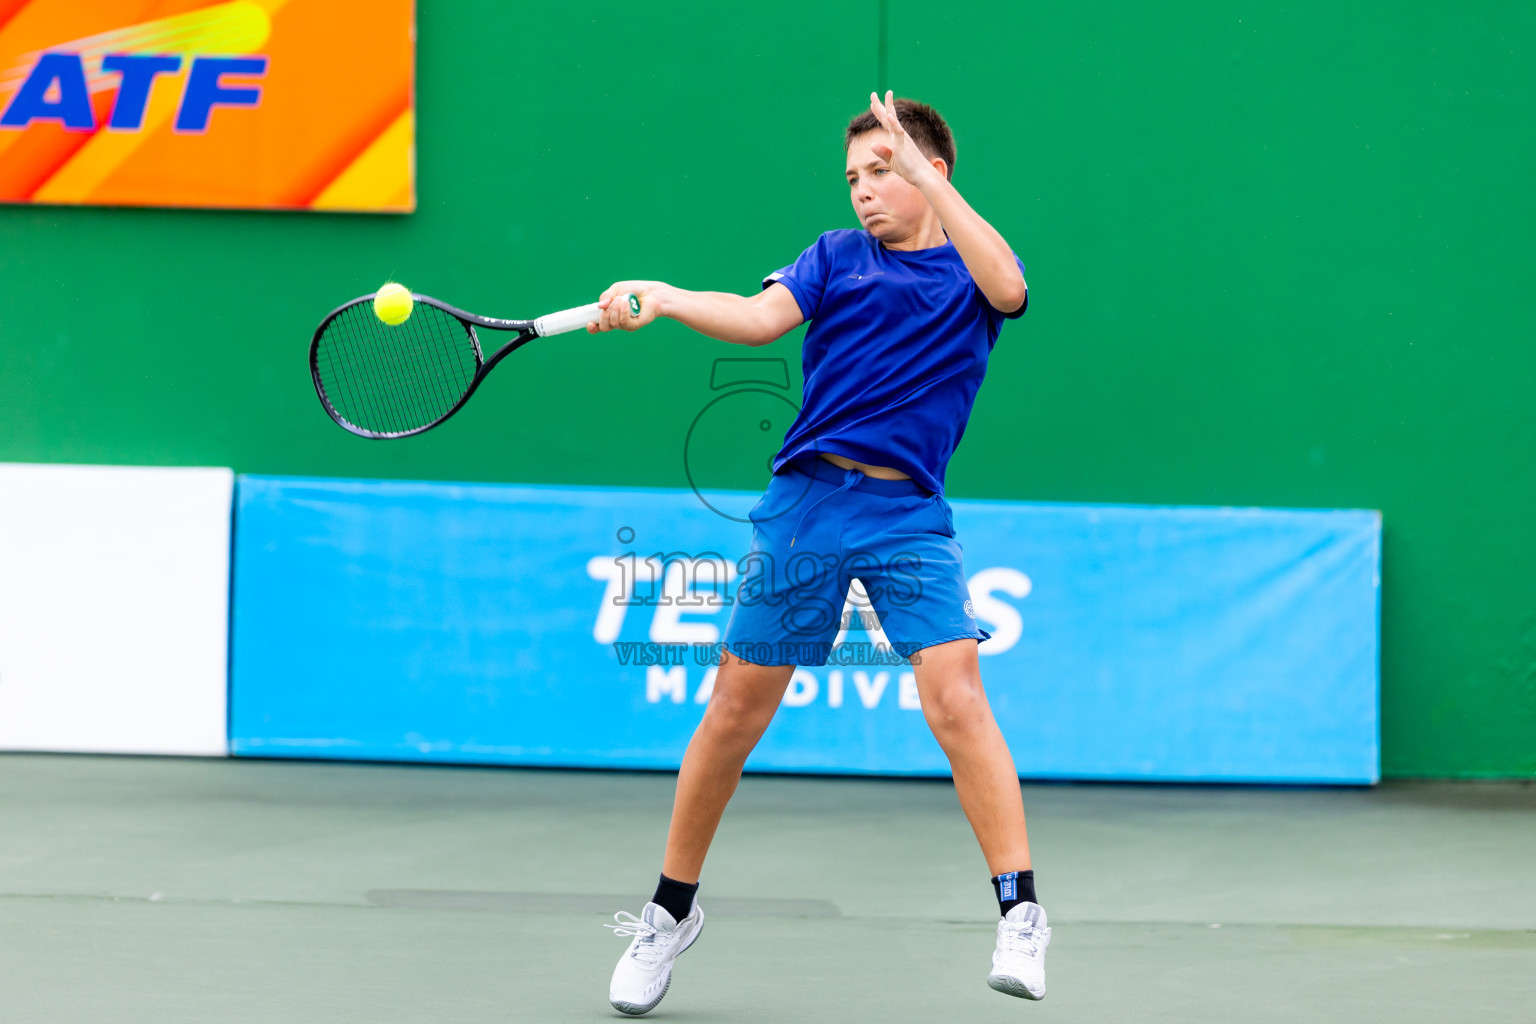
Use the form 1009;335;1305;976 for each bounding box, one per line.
309;291;638;439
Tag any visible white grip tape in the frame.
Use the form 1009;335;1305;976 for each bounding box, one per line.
533;302;604;337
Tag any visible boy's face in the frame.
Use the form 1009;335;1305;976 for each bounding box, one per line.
845;130;941;243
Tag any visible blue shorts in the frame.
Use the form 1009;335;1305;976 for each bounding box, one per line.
721;459;991;667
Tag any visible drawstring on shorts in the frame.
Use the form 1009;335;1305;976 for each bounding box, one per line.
789;467;864;547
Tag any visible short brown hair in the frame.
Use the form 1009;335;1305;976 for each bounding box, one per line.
844;99;956;180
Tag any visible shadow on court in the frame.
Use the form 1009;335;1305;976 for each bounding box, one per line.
0;755;1532;1022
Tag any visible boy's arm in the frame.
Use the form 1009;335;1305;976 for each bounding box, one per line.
867;91;1027;314
588;280;803;347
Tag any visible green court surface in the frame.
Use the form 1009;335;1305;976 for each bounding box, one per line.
1;755;1532;1022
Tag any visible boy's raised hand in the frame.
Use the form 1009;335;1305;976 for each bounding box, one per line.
867;90;941;186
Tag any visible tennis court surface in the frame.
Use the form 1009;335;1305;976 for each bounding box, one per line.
2;754;1531;1023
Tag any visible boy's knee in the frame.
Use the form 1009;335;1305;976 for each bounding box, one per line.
921;677;991;738
701;686;775;742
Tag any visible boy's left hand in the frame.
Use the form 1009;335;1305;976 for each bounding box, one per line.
867;90;942;187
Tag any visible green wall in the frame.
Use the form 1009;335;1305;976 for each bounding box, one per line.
1;2;1531;776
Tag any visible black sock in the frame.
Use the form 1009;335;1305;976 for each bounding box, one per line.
651;873;699;924
992;869;1036;918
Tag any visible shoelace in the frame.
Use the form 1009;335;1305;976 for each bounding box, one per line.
999;921;1049;959
605;912;668;967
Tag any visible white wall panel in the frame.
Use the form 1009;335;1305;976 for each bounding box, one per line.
0;464;233;755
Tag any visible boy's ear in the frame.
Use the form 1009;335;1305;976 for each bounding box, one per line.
931;156;950;180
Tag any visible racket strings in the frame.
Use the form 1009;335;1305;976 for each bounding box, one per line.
421;305;477;413
328;309;409;432
362;306;450;429
314;303;480;435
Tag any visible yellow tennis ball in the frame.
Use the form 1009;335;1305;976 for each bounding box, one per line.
373;283;413;326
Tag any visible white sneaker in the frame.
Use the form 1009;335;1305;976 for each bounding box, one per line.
988;901;1051;1000
606;901;705;1016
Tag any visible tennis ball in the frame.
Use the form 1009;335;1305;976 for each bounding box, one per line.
373;283;413;326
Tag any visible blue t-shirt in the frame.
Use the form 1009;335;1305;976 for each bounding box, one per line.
764;229;1026;497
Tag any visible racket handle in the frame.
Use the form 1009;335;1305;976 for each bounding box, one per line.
533;302;605;337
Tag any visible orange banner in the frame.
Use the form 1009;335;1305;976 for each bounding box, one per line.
0;0;413;212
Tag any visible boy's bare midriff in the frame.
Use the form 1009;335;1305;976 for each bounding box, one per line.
817;451;911;480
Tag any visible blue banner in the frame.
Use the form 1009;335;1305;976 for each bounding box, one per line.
230;476;1380;783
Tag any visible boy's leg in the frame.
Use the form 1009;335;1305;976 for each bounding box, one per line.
608;650;793;1016
909;637;1050;1000
908;637;1030;874
608;463;840;1015
662;649;796;882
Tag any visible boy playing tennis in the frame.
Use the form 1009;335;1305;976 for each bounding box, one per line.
591;92;1046;1015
